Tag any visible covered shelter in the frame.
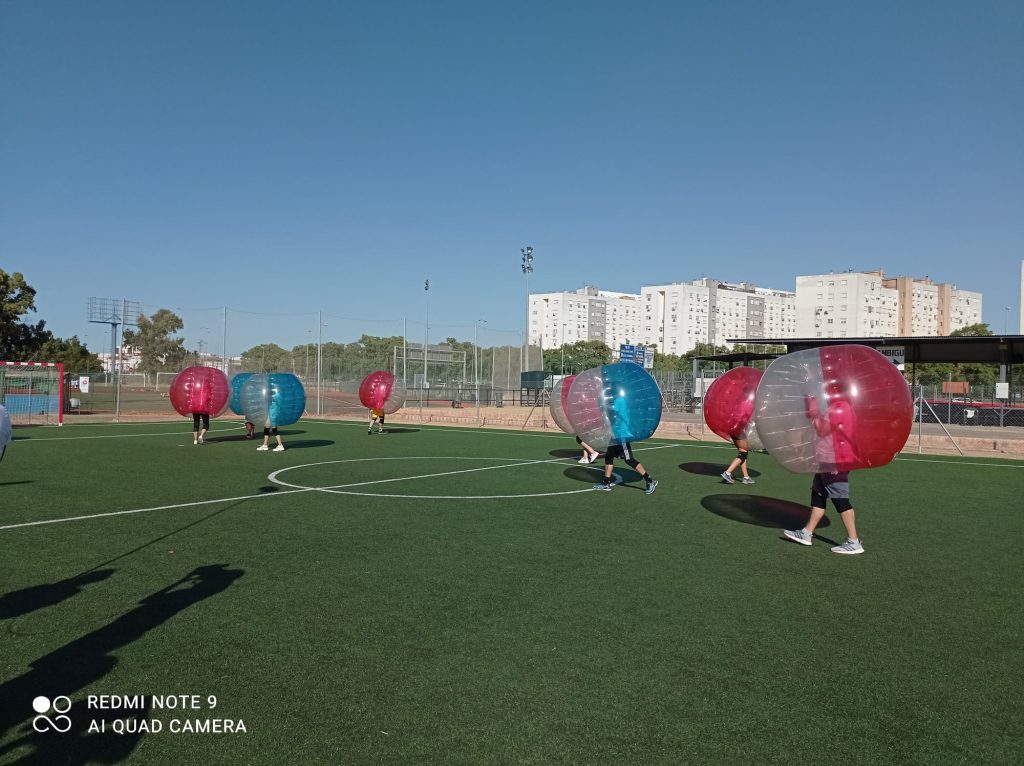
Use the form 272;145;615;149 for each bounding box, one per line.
718;335;1023;387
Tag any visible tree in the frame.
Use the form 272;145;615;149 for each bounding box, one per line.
542;340;613;375
35;336;104;372
913;324;999;389
0;269;52;359
122;309;187;373
239;343;290;372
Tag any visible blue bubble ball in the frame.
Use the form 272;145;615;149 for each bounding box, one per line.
240;373;306;428
229;373;253;416
566;363;662;451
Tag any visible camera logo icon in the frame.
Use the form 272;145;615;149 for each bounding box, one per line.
32;696;72;733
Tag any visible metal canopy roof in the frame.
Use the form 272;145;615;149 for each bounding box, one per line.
717;335;1024;366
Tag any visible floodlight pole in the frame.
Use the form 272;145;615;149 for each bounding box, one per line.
475;318;487;421
424;279;430;415
222;306;228;375
521;246;533;376
317;312;323;415
114;298;127;420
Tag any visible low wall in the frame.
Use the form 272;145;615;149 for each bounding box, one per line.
347;406;1024;460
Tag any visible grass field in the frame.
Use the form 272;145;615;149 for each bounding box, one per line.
1;419;1021;765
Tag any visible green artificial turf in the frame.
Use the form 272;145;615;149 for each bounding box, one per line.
0;419;1021;765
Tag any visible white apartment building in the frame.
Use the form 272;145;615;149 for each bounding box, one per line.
796;271;981;339
529;287;644;350
640;279;797;355
796;272;898;338
529;271;983;357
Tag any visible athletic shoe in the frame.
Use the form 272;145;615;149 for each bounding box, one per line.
645;480;658;495
577;456;590;464
198;436;203;445
378;429;385;434
741;477;755;485
587;452;599;463
721;472;735;484
367;429;372;435
256;445;269;451
783;528;813;546
831;539;865;555
273;445;285;452
593;483;612;491
193;440;198;446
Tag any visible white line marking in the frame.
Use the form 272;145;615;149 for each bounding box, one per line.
0;445;678;531
268;456;616;499
0;487;315;531
13;425;244;442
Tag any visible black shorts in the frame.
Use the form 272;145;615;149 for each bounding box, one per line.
192;413;210;429
811;472;852;512
604;442;634;464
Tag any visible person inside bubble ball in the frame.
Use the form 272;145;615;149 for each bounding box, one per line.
593;441;657;495
784;382;864;555
368;407;386;435
257;424;285;452
192;413;210;445
575;435;600;464
720;433;754;485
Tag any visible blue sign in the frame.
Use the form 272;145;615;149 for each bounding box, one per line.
618;344;643;364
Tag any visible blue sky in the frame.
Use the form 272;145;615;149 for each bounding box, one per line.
2;0;1022;357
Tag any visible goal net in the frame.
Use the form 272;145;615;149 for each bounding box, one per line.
0;361;65;425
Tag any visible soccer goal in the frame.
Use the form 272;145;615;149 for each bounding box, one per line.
0;361;65;425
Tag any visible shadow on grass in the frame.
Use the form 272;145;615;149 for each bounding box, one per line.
0;481;33;487
0;570;116;621
0;564;244;765
678;461;761;480
549;448;582;459
376;428;419;435
275;439;335;450
563;466;646;488
257;486;279;493
702;494;831;530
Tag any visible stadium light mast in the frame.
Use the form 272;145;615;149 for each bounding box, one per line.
521;246;533;374
475;318;487;420
424;279;430;414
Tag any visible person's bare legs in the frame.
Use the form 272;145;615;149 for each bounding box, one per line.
802;506;828;535
838;508;858;540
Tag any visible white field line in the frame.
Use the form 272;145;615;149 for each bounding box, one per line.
0;444;678;532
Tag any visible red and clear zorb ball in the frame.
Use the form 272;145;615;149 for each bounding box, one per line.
358;371;407;415
549;376;576;434
754;345;912;474
169;366;230;417
703;367;763;447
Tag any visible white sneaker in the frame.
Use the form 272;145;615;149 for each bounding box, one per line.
193;440;198;446
577;456;590;464
256;445;269;451
198;435;204;444
272;445;285;452
784;528;813;546
831;539;865;555
587;452;599;463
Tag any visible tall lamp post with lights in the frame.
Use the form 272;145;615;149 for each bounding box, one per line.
474;318;487;419
521;246;533;375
